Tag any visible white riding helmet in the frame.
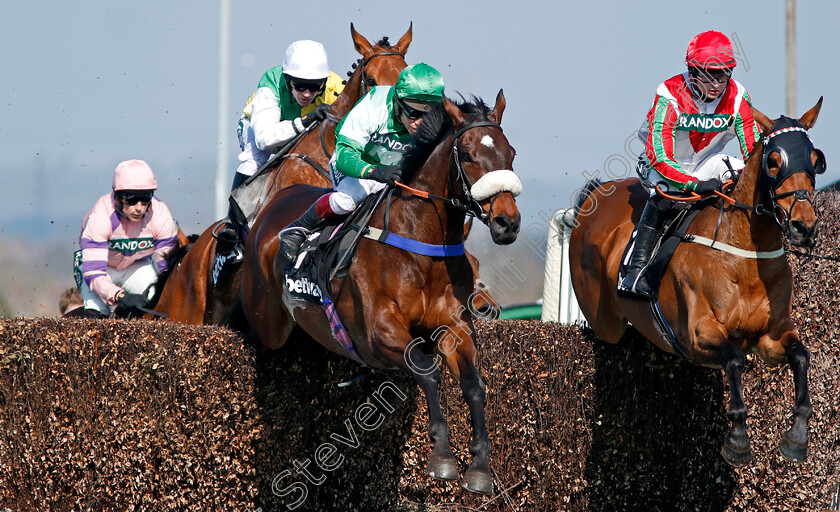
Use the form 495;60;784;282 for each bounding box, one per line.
282;40;330;80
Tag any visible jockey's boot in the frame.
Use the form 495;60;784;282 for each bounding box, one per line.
211;210;245;288
278;194;338;262
619;198;667;299
215;172;250;252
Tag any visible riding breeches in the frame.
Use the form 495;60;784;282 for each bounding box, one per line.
80;258;158;316
328;175;387;215
639;153;744;195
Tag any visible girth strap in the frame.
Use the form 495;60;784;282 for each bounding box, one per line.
681;234;785;259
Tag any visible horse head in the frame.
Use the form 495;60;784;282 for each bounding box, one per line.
750;98;825;247
443;90;522;245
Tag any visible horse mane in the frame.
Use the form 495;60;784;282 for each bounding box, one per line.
573;179;601;215
400;95;490;180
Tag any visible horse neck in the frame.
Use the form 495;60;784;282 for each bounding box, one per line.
703;148;784;251
394;135;466;245
329;63;365;118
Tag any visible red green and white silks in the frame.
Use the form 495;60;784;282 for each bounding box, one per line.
638;72;760;191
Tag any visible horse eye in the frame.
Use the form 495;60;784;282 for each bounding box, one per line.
766;156;781;176
460;151;473;163
366;77;376;87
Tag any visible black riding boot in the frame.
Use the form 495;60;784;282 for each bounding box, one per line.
215;202;242;254
619;198;667;299
215;172;250;250
278;198;335;262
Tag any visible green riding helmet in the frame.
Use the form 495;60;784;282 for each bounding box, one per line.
394;63;445;103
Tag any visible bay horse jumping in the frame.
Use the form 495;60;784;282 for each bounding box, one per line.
240;92;521;494
568;99;825;466
152;25;411;325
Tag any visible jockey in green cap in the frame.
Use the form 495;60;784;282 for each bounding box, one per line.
278;63;445;262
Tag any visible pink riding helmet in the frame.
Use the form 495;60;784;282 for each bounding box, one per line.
112;159;158;191
686;30;737;70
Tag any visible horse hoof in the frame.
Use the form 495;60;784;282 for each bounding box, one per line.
427;453;459;481
461;464;493;495
778;435;808;462
720;442;752;467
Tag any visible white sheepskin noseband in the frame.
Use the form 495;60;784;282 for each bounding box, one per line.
470;170;522;201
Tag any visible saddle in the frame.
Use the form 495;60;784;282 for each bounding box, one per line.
283;188;387;307
618;195;719;360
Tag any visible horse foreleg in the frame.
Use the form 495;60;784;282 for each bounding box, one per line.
455;360;492;495
778;336;812;462
402;345;460;482
718;343;752;467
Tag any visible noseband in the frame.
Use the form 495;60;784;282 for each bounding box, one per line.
759;120;826;231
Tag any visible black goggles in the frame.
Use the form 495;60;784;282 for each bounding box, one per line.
691;67;732;84
397;97;430;120
290;80;326;93
120;192;153;205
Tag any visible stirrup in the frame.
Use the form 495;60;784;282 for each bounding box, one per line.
618;270;653;299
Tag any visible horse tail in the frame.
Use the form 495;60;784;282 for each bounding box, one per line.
573;179;602;215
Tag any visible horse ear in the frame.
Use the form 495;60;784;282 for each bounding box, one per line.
798;96;823;130
488;89;506;125
393;22;413;53
750;104;774;134
444;97;466;126
351;22;373;56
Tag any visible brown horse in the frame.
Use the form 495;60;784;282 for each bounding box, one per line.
240;92;521;494
152;25;411;325
568;99;825;466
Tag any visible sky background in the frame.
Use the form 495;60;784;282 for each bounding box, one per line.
1;0;838;314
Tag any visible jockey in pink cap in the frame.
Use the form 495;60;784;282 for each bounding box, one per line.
619;31;762;299
75;159;179;317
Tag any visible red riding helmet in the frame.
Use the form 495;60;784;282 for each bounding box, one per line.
686;31;736;70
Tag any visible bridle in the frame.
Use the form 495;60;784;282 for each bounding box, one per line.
758;121;825;231
395;119;517;226
450;121;507;224
352;50;406;98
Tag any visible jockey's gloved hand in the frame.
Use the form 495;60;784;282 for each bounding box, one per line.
693;178;723;194
367;165;403;185
300;103;332;128
117;292;148;309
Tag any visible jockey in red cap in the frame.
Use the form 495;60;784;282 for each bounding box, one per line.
619;30;761;299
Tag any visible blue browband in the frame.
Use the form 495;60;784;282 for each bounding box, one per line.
364;227;465;257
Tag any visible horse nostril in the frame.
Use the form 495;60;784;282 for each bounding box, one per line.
790;220;808;236
493;216;510;231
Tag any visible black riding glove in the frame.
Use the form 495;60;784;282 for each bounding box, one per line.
117;292;148;309
366;165;403;185
692;178;723;194
300;103;332;128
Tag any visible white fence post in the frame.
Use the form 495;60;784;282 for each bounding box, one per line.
541;209;585;325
